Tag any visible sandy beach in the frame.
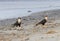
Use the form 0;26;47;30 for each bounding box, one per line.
0;9;60;41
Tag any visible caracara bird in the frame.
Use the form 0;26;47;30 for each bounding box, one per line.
36;16;48;26
13;17;21;27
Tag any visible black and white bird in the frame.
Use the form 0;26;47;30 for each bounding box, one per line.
36;16;48;26
13;17;21;27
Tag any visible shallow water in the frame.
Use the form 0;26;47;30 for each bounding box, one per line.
0;1;60;19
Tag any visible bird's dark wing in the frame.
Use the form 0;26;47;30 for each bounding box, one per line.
36;19;47;26
40;19;46;23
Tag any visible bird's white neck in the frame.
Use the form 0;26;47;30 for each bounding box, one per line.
17;19;21;23
45;17;48;20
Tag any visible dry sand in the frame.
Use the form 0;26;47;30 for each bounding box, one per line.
0;9;60;41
